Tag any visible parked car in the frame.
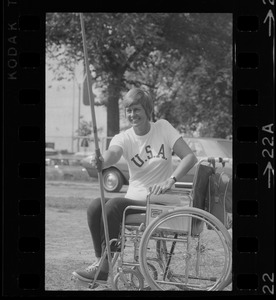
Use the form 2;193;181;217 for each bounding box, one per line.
45;157;70;166
46;153;91;181
82;155;129;192
46;147;58;156
81;137;232;192
46;152;90;166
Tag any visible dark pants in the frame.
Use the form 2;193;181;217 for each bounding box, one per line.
87;197;146;258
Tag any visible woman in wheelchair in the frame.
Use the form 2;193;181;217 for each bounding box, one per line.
72;87;197;283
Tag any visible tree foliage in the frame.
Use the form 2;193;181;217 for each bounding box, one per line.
46;13;232;138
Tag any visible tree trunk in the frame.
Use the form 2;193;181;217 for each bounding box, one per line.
106;80;121;137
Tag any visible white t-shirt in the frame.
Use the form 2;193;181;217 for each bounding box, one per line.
109;119;181;200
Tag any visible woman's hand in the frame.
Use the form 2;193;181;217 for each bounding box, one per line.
149;178;175;195
90;152;104;171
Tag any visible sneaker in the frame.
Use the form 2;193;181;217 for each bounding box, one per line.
72;262;108;282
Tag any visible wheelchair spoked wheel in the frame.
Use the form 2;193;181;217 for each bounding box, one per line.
114;268;144;290
145;262;158;281
139;207;232;291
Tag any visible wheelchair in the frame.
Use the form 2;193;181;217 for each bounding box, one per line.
73;157;232;291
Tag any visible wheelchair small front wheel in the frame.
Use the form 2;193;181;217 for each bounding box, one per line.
132;262;158;290
114;268;144;290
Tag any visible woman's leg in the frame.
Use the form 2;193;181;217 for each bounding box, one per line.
73;197;111;282
73;197;145;281
87;197;110;258
100;197;146;256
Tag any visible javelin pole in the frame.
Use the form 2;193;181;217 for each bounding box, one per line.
79;13;115;289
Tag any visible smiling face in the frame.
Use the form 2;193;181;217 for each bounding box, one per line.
125;104;150;135
123;88;153;120
123;88;153;135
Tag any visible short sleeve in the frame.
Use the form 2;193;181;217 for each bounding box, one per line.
109;133;125;153
160;119;182;149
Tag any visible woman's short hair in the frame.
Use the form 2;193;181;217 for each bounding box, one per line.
122;88;153;120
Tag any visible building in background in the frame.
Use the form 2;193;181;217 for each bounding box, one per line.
46;65;107;153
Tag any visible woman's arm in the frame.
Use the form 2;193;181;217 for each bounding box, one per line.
150;137;197;195
91;145;123;171
170;137;198;181
101;145;123;169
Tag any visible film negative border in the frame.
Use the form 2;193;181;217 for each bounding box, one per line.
234;0;275;294
2;0;275;296
3;0;45;295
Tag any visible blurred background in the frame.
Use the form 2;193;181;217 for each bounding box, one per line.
46;13;232;156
